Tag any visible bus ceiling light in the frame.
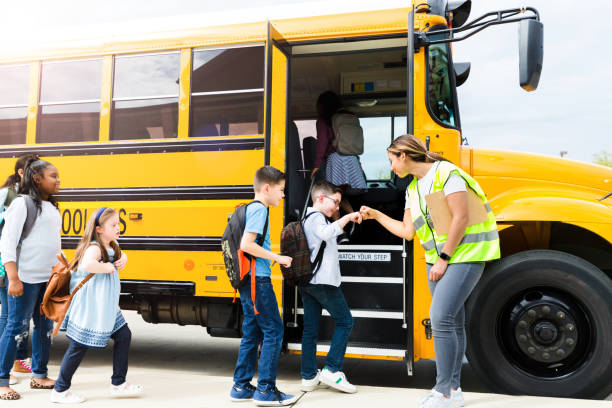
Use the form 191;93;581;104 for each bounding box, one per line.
356;100;378;107
428;0;472;28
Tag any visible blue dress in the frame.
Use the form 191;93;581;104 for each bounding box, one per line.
60;243;126;348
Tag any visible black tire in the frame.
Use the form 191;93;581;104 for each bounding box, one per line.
466;250;612;399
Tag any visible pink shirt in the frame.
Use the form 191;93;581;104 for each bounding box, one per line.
314;119;336;169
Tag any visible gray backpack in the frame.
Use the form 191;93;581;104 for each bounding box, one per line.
331;112;364;156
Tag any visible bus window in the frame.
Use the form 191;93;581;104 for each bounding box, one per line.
38;59;102;143
427;43;456;127
360;117;392;180
0;64;29;145
190;45;264;137
111;52;180;140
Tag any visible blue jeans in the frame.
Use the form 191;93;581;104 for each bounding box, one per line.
426;262;484;396
55;324;131;392
0;282;53;386
300;284;353;379
233;276;283;392
0;284;29;360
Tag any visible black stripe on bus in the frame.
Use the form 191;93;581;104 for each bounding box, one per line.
62;236;222;251
55;185;254;202
0;138;264;158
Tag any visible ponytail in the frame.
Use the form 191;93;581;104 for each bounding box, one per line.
1;153;40;188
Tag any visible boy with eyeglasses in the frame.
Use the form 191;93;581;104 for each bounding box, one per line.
299;180;361;394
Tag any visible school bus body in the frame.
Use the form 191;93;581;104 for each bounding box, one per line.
1;1;611;399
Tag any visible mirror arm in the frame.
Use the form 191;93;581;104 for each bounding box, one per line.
415;7;540;48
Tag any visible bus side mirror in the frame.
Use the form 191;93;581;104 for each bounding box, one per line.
518;19;543;91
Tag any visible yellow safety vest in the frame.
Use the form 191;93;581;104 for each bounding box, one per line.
407;161;500;264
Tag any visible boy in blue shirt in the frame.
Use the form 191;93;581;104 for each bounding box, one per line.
230;166;296;406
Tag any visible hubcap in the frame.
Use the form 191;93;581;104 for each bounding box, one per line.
499;287;593;378
513;303;578;363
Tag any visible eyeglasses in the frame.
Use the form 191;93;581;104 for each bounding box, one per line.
322;195;340;206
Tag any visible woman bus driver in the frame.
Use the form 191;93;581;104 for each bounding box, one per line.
360;134;500;408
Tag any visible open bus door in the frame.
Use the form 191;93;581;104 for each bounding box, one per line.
282;34;414;371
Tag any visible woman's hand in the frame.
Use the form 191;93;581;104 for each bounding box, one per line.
8;278;23;296
114;252;127;271
359;206;377;221
104;263;116;274
310;167;319;180
429;259;448;282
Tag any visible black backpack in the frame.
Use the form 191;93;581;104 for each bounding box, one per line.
221;201;269;313
280;211;326;286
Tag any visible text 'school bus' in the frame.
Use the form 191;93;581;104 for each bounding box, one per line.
1;0;611;399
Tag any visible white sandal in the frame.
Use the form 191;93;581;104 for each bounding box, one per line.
50;388;86;404
110;382;143;397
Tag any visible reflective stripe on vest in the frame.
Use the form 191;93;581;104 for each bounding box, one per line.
408;161;501;264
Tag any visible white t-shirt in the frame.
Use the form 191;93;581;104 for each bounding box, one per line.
405;162;467;210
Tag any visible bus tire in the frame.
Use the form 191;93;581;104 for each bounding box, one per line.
465;249;612;399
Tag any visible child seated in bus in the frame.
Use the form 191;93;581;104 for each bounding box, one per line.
230;166;297;406
300;180;361;394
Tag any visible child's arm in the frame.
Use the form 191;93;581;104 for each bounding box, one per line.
311;212;361;241
81;245;116;274
114;251;128;271
240;233;292;268
0;197;27;296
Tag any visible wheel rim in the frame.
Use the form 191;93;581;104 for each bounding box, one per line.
497;286;595;378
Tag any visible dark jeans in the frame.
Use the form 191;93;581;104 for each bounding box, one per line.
300;284;353;379
0;284;29;360
233;276;283;392
54;324;131;392
0;282;52;386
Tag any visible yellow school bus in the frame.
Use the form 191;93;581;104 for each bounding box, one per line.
1;0;611;399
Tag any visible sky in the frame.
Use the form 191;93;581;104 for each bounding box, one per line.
0;0;610;164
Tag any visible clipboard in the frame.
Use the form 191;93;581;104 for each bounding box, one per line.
424;189;489;235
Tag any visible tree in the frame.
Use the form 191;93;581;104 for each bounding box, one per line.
593;151;612;167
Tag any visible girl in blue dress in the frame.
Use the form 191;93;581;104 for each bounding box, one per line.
51;207;142;404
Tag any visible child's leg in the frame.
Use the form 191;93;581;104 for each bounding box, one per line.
54;340;88;392
254;277;283;391
30;283;53;380
233;282;264;388
110;324;131;386
315;286;353;373
300;286;322;380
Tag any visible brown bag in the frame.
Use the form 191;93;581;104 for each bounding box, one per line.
40;253;94;337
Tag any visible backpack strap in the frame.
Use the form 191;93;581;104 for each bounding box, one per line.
19;195;38;243
302;211;327;275
244;201;269;315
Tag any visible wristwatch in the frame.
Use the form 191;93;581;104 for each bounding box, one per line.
439;252;451;261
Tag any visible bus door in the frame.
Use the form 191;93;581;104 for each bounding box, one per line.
282;36;414;369
264;21;291;311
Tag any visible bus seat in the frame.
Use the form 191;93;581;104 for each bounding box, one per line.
286;121;308;221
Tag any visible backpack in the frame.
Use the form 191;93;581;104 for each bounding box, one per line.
331;112;364;156
0;195;39;287
40;253;94;336
0;190;34;241
279;211;326;286
221;201;269;314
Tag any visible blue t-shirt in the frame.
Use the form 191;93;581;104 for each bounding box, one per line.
244;202;271;277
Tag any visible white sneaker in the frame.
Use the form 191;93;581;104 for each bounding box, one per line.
110;382;143;397
319;367;357;393
450;387;465;407
50;389;86;404
419;389;451;408
301;370;322;392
